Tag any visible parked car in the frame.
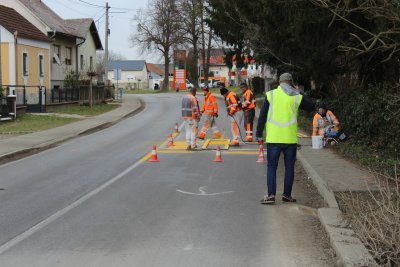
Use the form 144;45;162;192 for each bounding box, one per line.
186;79;194;89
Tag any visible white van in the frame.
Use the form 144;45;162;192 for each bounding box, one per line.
186;79;194;89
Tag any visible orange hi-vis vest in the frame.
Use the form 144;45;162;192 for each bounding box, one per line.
242;88;256;110
225;91;240;116
182;94;200;119
312;110;340;136
201;91;218;115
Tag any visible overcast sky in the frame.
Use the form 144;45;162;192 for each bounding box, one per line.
42;0;161;63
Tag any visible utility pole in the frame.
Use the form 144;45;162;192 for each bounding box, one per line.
104;2;110;86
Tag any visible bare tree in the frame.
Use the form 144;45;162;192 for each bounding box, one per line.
178;0;203;87
96;51;125;82
131;0;183;89
310;0;400;62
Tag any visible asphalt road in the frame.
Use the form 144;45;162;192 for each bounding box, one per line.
0;93;335;266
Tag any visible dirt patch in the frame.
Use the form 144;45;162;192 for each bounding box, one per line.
295;161;328;209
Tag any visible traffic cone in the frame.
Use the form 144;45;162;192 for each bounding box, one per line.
256;146;267;163
174;123;179;133
149;145;160;162
167;134;175;147
213;145;223;162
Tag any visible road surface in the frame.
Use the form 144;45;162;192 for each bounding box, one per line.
0;94;335;266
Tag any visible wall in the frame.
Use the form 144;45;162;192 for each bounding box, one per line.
51;36;77;87
0;26;14;85
16;40;50;88
77;30;96;73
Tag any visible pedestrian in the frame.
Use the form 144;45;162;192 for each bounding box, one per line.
199;85;222;139
220;87;242;146
256;73;314;204
182;87;201;150
176;81;180;92
240;82;256;142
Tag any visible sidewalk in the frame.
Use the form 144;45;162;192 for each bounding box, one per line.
0;95;142;160
0;93;377;266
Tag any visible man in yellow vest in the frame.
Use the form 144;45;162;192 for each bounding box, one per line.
256;73;314;204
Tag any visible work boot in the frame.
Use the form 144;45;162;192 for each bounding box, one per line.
198;132;205;140
230;141;240;146
213;131;222;139
282;195;297;203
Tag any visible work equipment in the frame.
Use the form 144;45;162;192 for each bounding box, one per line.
149;145;160;162
213;146;223;162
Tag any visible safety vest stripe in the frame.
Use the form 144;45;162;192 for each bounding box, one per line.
267;90;300;127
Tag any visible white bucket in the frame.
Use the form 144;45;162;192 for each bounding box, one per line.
312;135;323;149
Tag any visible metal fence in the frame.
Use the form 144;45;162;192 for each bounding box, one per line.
0;84;115;113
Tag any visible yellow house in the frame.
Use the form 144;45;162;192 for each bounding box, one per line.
0;5;52;89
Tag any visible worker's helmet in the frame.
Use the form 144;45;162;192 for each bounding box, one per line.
202;85;210;91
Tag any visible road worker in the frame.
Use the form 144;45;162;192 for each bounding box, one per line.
256;73;314;204
220;87;242;146
240;82;256;142
312;103;340;137
199;86;222;139
182;87;200;150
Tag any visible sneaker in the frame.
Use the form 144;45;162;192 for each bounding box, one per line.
191;145;198;150
260;195;275;204
282;195;297;203
186;145;192;151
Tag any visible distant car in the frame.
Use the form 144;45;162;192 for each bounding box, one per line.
212;81;224;88
186;79;194;89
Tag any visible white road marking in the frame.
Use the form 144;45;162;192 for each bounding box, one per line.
0;158;145;255
176;186;234;196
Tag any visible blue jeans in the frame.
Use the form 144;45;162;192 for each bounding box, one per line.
266;143;297;197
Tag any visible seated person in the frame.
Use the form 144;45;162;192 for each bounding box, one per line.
312;103;341;139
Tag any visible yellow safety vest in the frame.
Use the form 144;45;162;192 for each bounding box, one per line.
265;86;302;143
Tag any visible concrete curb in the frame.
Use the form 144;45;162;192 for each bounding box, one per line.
297;150;377;267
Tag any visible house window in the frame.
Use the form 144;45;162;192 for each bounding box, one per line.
22;52;28;76
53;45;60;64
39;54;44;77
89;56;93;71
65;47;72;65
80;55;84;70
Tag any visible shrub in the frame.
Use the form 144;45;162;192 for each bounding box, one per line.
338;168;400;266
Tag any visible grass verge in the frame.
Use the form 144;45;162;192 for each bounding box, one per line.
52;103;120;117
123;88;170;94
0;114;79;134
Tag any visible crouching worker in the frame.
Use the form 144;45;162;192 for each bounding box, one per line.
313;103;346;144
199;86;222;139
220;87;242;146
182;87;201;150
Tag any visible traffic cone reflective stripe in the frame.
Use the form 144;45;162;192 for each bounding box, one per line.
175;123;179;133
168;134;175;147
213;145;223;162
149;145;160;162
257;146;267;163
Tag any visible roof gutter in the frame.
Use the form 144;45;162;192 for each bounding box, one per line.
75;37;86;73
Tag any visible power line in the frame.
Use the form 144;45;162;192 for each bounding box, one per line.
74;0;104;8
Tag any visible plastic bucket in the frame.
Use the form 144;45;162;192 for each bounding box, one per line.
312;135;323;149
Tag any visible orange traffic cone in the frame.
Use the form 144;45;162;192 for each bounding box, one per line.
174;123;179;133
213;145;223;162
167;134;175;147
256;146;267;163
149;145;160;162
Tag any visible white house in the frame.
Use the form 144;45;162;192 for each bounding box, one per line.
107;60;149;89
